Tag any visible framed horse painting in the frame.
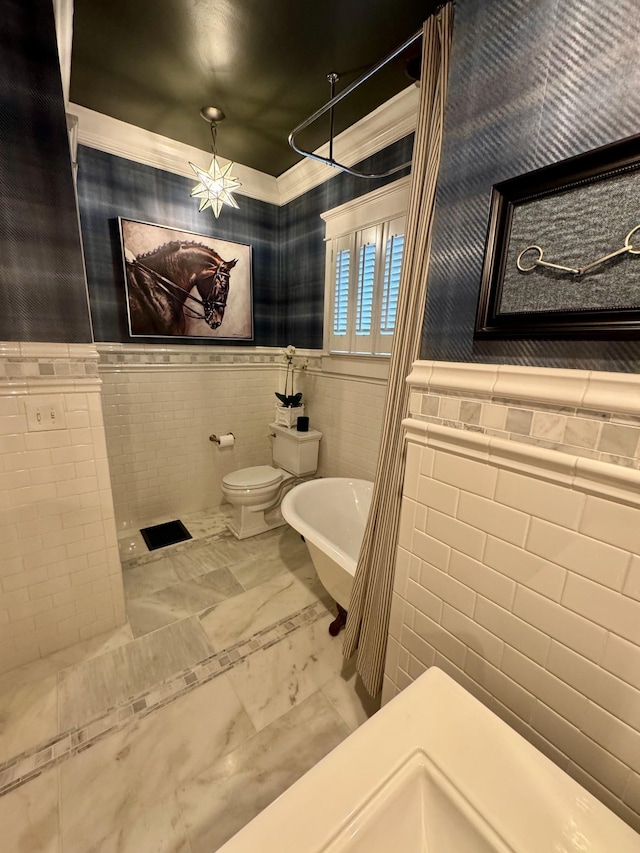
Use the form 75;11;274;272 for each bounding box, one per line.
118;218;253;340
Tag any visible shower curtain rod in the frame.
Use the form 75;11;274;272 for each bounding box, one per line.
288;27;423;179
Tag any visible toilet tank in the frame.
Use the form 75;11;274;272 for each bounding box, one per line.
270;422;322;476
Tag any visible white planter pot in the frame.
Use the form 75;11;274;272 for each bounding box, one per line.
274;404;304;428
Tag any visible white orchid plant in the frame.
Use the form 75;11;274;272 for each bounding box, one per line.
275;344;309;408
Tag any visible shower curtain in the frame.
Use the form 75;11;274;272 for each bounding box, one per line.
342;3;454;697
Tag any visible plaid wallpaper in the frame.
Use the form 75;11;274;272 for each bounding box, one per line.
421;0;640;372
77;147;282;346
0;0;91;343
279;136;414;349
77;137;413;350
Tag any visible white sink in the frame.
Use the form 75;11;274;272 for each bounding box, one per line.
321;750;509;853
218;668;640;853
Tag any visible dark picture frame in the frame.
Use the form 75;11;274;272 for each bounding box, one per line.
119;218;253;340
475;134;640;339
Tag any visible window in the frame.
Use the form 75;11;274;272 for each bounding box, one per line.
321;178;409;356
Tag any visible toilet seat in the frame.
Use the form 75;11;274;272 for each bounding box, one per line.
222;465;283;491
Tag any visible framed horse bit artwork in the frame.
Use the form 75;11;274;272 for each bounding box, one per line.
118;218;253;340
475;133;640;338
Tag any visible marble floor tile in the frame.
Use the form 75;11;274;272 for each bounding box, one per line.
86;794;191;853
0;624;136;764
178;690;350;853
226;613;348;731
199;570;325;651
59;674;255;852
181;506;232;539
47;623;135;669
0;767;59;853
228;527;312;590
194;566;244;598
59;616;214;729
126;598;183;638
321;659;381;732
169;537;251;581
0;662;58;764
122;557;180;597
126;569;245;639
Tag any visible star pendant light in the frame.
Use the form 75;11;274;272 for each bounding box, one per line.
190;107;241;218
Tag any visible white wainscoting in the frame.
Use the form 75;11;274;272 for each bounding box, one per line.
384;359;640;832
0;343;125;673
98;345;387;530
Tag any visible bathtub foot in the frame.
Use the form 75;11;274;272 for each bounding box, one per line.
329;604;347;636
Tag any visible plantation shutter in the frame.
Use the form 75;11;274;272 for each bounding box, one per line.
334;247;350;335
352;225;380;353
381;234;403;333
327;234;353;353
376;216;405;354
325;210;405;355
356;241;375;335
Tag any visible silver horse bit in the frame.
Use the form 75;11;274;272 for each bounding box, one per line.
516;224;640;276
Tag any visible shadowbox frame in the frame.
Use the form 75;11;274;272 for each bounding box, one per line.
474;134;640;339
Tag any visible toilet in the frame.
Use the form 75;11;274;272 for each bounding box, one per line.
221;422;322;539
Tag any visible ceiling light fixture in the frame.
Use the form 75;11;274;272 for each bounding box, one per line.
190;107;241;218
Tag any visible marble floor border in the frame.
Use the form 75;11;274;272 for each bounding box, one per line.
121;527;232;570
0;600;329;800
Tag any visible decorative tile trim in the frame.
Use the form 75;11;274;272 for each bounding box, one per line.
408;359;640;417
0;342;100;392
403;418;640;508
407;389;640;470
0;599;329;799
407;360;640;471
97;343;323;372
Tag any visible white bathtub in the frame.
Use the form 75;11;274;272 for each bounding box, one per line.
281;478;373;611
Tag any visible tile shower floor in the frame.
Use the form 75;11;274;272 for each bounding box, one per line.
0;508;379;852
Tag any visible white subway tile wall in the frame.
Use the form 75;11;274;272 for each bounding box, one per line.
98;347;385;528
1;341;385;673
100;362;281;528
0;344;125;674
279;371;385;483
385;422;640;831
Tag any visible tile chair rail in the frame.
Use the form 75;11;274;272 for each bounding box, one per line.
410;389;640;470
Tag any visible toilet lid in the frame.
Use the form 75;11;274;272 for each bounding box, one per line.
223;465;282;490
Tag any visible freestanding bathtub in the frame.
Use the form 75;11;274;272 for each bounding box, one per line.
281;478;373;613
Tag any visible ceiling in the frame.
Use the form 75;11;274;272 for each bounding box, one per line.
69;0;438;177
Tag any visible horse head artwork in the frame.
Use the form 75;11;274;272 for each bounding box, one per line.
125;241;238;336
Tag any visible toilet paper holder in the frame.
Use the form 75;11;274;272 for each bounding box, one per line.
209;432;235;444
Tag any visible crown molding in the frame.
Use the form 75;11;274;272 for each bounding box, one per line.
68;103;281;206
276;86;419;206
69;84;419;208
321;174;411;239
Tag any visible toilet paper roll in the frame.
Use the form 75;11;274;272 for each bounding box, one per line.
217;433;235;448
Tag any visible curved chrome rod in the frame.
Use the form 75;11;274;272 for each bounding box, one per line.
288;28;423;179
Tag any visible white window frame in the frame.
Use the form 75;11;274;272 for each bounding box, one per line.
321;176;410;359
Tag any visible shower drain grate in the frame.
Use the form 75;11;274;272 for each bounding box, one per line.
140;519;192;551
